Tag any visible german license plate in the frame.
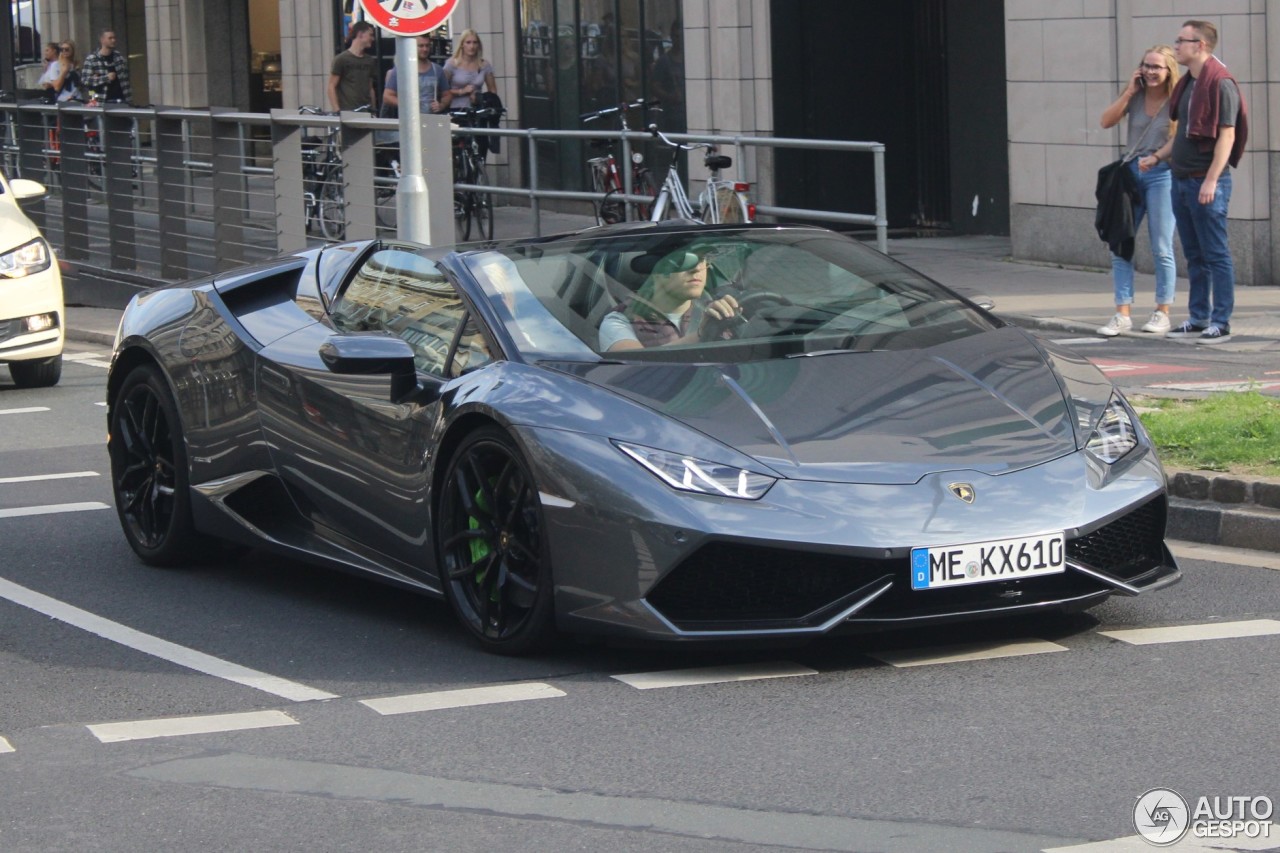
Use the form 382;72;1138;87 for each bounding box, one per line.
911;533;1065;590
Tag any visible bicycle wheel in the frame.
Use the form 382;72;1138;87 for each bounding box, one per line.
450;190;467;242
629;170;656;221
712;184;749;223
471;165;493;240
86;134;103;191
597;194;624;225
319;180;346;241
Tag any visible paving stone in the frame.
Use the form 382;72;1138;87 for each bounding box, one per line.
1209;477;1248;504
1171;472;1210;501
1254;482;1280;511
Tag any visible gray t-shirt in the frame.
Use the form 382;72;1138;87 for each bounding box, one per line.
1171;76;1240;177
1125;96;1172;159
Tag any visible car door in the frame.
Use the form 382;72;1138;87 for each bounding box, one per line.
256;246;494;570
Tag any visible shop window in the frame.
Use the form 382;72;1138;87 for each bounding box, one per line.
517;0;683;192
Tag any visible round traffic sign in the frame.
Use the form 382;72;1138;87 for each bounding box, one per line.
357;0;460;37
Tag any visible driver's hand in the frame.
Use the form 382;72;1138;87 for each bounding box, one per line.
703;293;740;321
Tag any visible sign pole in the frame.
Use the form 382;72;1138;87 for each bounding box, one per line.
394;36;431;244
357;0;463;245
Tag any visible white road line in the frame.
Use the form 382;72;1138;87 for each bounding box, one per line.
63;351;110;360
0;736;13;754
0;502;110;519
1100;619;1280;646
0;576;338;702
361;683;566;715
1052;337;1107;346
88;710;298;744
1170;540;1280;571
1047;832;1280;851
0;471;99;485
612;661;818;690
0;407;51;415
871;640;1068;668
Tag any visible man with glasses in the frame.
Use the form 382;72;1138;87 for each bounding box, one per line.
1140;20;1248;344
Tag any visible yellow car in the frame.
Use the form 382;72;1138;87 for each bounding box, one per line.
0;171;63;387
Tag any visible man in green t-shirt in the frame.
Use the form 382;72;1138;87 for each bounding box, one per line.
328;21;378;112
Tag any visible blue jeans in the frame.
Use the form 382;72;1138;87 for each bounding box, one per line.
1110;160;1175;307
1171;171;1234;328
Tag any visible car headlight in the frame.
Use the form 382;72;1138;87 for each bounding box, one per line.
0;238;52;279
1084;395;1140;464
615;441;776;500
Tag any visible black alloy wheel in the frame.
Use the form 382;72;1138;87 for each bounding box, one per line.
437;427;554;654
108;365;205;566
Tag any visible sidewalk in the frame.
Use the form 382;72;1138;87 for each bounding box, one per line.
60;226;1280;556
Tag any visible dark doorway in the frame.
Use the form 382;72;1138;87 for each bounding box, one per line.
770;0;1008;235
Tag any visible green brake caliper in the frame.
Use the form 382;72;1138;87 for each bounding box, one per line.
467;484;499;601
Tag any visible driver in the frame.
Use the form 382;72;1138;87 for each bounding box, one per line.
598;250;740;351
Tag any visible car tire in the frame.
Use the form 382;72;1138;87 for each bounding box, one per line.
8;354;62;388
108;364;210;566
437;426;555;655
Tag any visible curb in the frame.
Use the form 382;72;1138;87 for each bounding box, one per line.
1166;469;1280;553
66;327;117;347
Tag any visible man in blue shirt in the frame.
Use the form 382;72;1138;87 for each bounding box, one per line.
382;35;452;117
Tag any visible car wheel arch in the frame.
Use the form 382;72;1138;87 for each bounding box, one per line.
107;345;166;411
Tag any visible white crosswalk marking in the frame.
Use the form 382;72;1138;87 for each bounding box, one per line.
361;683;566;715
0;736;13;754
0;471;99;485
63;352;112;369
1100;619;1280;646
88;710;298;743
0;407;51;415
0;576;338;702
872;640;1068;668
612;662;818;690
0;502;110;519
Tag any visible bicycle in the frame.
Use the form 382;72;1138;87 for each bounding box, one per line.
647;124;754;224
298;105;346;240
580;98;658;224
449;105;502;242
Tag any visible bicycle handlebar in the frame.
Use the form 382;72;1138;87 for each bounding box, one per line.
648;124;713;152
580;98;660;123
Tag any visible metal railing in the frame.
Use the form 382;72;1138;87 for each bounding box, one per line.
0;100;888;286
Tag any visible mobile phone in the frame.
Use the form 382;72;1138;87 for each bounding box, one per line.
1136;68;1146;89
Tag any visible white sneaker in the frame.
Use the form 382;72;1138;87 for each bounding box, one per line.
1140;311;1171;334
1096;313;1132;336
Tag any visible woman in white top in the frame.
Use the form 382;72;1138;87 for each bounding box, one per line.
1096;45;1179;336
443;29;496;108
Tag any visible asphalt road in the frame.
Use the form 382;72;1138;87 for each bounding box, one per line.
2;350;1278;853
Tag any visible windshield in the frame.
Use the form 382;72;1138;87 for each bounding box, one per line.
463;227;998;363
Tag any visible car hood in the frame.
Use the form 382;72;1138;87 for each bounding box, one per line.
547;327;1083;484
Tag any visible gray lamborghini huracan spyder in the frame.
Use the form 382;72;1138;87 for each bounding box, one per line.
106;222;1179;654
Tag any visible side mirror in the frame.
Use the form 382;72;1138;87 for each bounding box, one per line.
972;295;996;311
319;333;420;402
9;178;48;201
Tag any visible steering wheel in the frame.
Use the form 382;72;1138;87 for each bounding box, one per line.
737;291;793;315
698;291;793;341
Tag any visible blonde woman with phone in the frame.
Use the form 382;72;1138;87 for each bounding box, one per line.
1096;45;1179;336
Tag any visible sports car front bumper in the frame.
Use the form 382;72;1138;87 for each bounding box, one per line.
520;426;1178;642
